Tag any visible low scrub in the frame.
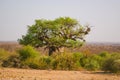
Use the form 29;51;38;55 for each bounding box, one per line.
0;46;120;73
102;53;120;73
18;45;40;60
51;53;80;70
21;56;52;69
0;48;16;66
2;53;20;67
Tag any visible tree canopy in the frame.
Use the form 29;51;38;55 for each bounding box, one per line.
18;17;90;56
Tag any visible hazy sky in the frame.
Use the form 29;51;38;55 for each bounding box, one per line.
0;0;120;43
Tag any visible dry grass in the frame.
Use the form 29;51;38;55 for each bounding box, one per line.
0;68;120;80
0;42;21;52
0;42;120;54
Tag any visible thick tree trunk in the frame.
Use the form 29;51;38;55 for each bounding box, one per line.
48;46;56;56
48;48;53;56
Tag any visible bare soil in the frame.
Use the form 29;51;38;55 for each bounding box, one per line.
0;68;120;80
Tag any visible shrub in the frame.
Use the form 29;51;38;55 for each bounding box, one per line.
72;52;84;67
2;53;21;68
51;53;71;70
21;56;52;69
18;45;40;60
0;48;14;66
80;54;104;70
84;59;100;70
0;48;10;59
36;56;52;69
51;53;80;70
2;45;41;68
21;57;40;69
98;51;111;57
112;59;120;73
102;53;120;73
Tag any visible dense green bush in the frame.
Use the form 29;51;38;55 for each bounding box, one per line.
72;52;84;70
18;45;40;60
51;53;81;70
2;53;20;67
0;48;10;59
38;56;52;69
0;48;15;66
21;57;40;69
102;53;120;73
80;53;109;71
80;55;99;70
98;51;111;57
51;53;72;70
21;56;52;69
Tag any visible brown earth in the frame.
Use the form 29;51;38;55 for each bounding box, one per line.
0;68;120;80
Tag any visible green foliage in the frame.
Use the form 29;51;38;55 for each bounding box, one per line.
51;53;73;70
18;45;40;60
72;52;84;67
80;54;107;71
0;48;10;61
98;51;111;57
21;56;52;69
18;17;90;55
102;53;120;73
2;53;20;68
1;47;120;73
0;48;15;66
85;57;101;70
51;53;82;70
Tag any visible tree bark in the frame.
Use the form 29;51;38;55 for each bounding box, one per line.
48;46;56;56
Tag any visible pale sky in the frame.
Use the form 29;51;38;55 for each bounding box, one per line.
0;0;120;43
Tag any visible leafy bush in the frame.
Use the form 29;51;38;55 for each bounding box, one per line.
0;48;10;59
38;56;52;69
71;52;85;70
21;56;52;69
80;54;105;70
84;59;100;70
102;53;120;73
21;57;40;69
2;53;21;68
18;45;40;60
51;53;81;70
0;48;15;66
98;51;111;58
1;46;120;74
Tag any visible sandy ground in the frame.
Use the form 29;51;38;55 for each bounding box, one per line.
0;68;120;80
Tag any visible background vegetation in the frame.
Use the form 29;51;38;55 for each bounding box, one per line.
0;44;120;73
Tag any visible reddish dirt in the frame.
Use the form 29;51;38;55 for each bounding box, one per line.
0;68;120;80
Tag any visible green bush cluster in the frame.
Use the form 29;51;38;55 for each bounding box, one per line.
18;45;40;60
79;52;108;71
51;53;80;70
0;48;9;66
0;48;16;66
102;53;120;73
2;54;20;67
21;56;52;69
0;46;120;73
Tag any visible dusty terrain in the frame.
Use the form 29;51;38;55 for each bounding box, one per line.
0;68;120;80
